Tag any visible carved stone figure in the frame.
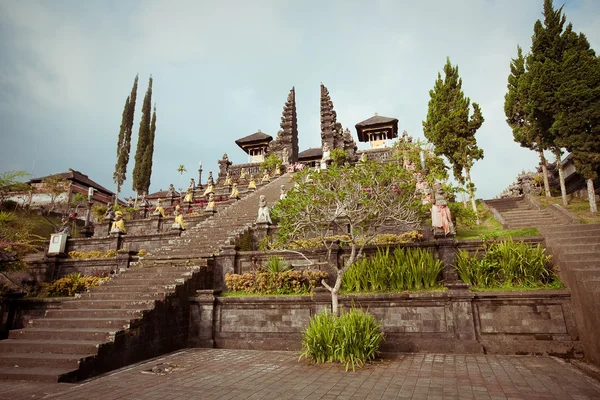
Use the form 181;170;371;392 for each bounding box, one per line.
359;152;367;163
58;216;71;236
224;171;233;186
207;171;214;186
261;170;270;183
126;197;134;207
240;168;247;181
184;187;194;203
248;176;257;191
279;185;286;200
205;193;216;211
431;183;455;236
320;142;331;170
153;198;166;217
104;203;115;221
167;184;176;198
203;182;214;197
110;211;126;234
172;205;185;230
229;183;240;199
281;147;289;165
256;195;272;224
189;178;196;190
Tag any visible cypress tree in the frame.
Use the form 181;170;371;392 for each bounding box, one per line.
553;33;600;212
140;104;157;195
132;76;153;198
504;47;551;197
423;58;484;224
113;74;138;204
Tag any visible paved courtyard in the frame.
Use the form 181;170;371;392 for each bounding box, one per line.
1;349;599;400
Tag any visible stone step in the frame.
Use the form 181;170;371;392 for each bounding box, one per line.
60;299;156;310
540;223;600;234
501;210;552;216
0;340;101;355
558;243;600;254
90;284;175;293
103;278;186;286
0;352;91;369
9;327;115;342
80;291;169;301
44;308;145;319
542;227;600;239
556;252;600;263
0;366;75;382
546;236;600;246
29;318;131;330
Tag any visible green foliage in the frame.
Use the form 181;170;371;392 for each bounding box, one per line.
260;255;290;274
0;209;47;271
114;74;139;198
41;174;69;211
137;248;147;257
300;309;384;371
0;170;30;204
392;139;448;184
41;273;109;297
224;270;328;295
329;149;348;166
132;76;154;195
260;153;283;173
455;239;558;288
342;247;444;293
448;201;477;229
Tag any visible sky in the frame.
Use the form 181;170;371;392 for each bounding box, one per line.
1;0;599;200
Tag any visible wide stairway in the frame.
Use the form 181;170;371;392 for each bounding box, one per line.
485;196;600;367
0;175;291;382
483;196;566;229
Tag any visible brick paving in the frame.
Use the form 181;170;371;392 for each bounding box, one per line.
0;349;599;400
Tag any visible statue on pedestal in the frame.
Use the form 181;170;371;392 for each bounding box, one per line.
431;183;455;236
256;195;272;224
224;171;233;186
248;176;257;191
167;184;176;199
189;178;196;190
205;192;216;212
229;183;240;200
261;170;270;183
153;198;166;217
320;143;331;170
207;171;214;186
104;203;116;221
279;185;286;200
240;168;247;181
172;205;185;230
184;187;194;203
281;147;289;165
110;211;126;234
203;182;214;197
58;216;71;236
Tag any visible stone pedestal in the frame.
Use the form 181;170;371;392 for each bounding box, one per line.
188;290;218;348
109;231;124;252
435;236;458;284
116;253;131;272
213;245;237;290
311;287;331;315
80;225;94;238
253;222;270;245
151;215;162;232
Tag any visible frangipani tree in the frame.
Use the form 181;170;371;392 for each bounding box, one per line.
273;159;424;314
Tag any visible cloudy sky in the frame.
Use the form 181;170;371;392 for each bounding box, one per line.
1;0;599;200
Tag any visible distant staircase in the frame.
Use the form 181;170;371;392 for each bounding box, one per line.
483;196;565;229
0;175;291;382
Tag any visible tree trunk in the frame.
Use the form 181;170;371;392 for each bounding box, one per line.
554;149;568;206
465;167;480;225
538;147;551;197
587;178;597;213
114;183;120;206
329;272;343;316
461;192;467;207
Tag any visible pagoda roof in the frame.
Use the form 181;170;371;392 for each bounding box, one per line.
235;130;273;146
147;189;179;200
298;147;323;160
355;114;399;142
29;169;114;197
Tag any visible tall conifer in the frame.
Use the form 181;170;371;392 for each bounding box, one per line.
423;58;484;224
132;76;153;198
113;74;138;204
140;104;157;194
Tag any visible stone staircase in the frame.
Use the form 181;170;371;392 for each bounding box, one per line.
0;175;290;382
485;196;600;368
483;196;565;229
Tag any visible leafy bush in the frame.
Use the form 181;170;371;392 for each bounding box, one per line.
342;247;444;292
260;255;290;273
225;270;328;295
300;309;384;371
42;273;109;297
455;239;558;288
0;211;15;226
330;149;348;166
260;153;283;174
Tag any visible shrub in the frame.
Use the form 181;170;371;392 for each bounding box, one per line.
342;247;444;293
68;250;118;259
260;255;290;274
225;270;328;295
330;149;348;166
300;309;383;371
455;239;558;288
42;273;109;297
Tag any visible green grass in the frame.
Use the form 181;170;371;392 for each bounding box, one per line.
535;195;600;224
340;287;448;295
219;290;311;297
455;204;539;239
470;281;564;292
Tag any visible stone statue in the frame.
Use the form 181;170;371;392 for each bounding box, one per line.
205;192;216;211
126;197;134;207
282;147;289;165
240;168;247;181
153;198;166;217
248;176;257;191
172;205;185;230
104;203;115;221
189;178;196;190
203;182;214;197
256;195;272;224
207;171;214;186
416;173;432;205
141;194;150;209
229;183;240;200
261;170;270;183
184;187;194;203
321;143;331;170
279;185;286;200
359;152;367;163
110;211;126;234
58;216;71;236
224;171;233;186
431;182;455;236
167;184;176;198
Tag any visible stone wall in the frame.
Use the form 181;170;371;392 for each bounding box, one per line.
189;289;581;358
